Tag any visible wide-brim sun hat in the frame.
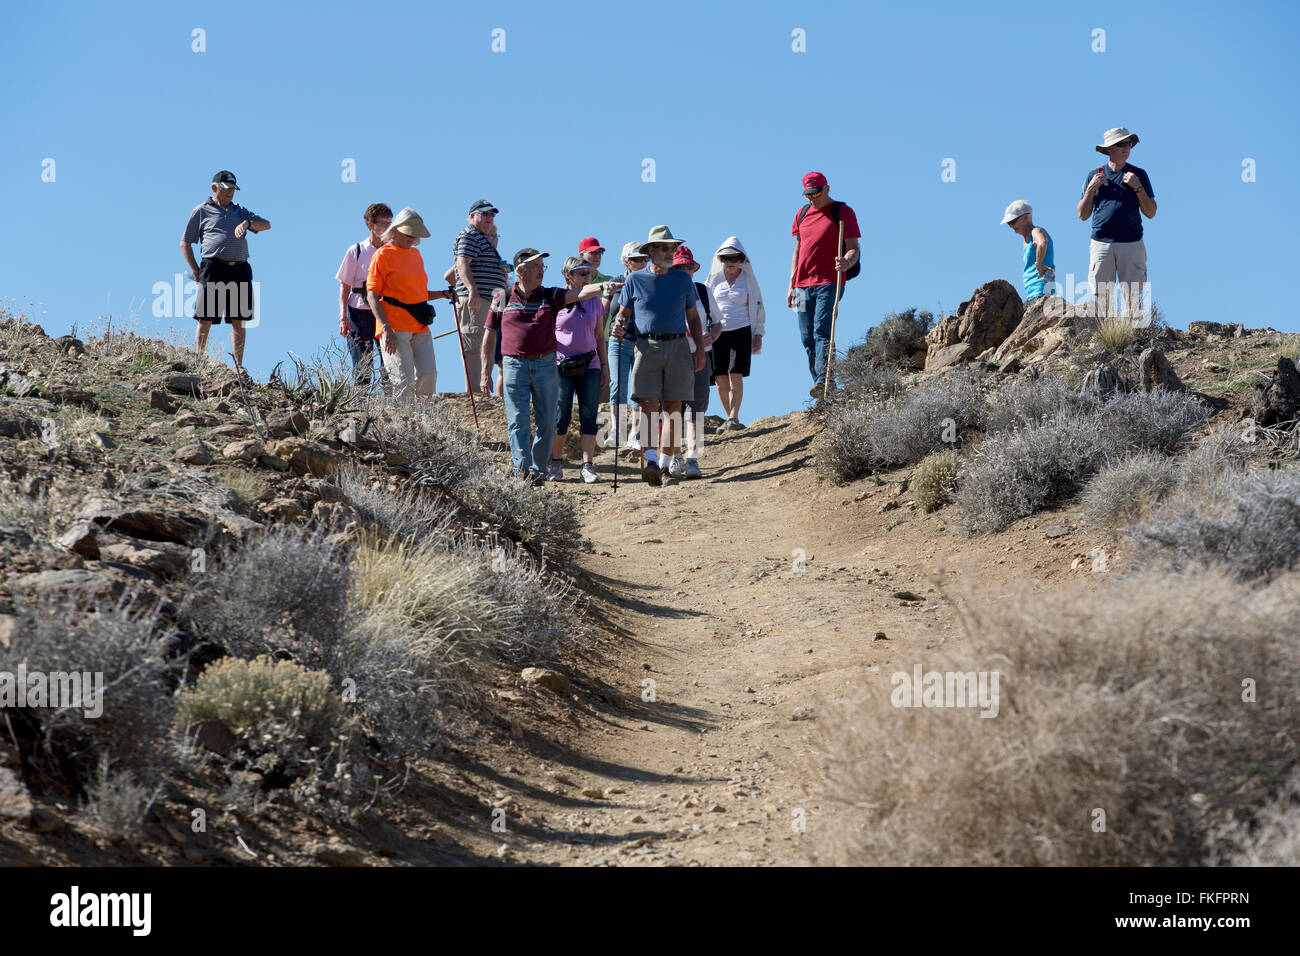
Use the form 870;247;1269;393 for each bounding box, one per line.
1001;199;1033;225
1096;127;1139;154
637;225;684;253
386;207;431;239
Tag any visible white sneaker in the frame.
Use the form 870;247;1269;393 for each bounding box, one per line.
667;454;685;479
684;458;702;479
580;462;599;483
546;460;563;481
626;431;642;451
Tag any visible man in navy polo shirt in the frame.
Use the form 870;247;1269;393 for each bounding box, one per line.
181;170;270;367
1077;127;1157;324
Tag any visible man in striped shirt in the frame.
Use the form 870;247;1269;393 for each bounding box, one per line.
454;199;509;392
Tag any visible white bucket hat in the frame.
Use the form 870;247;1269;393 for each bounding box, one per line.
1096;127;1139;154
1000;200;1032;225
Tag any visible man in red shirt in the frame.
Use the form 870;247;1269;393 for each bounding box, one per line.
787;171;861;396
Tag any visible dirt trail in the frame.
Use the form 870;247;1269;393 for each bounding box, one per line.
487;408;1093;866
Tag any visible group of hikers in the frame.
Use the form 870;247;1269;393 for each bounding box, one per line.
177;126;1155;487
1002;126;1157;316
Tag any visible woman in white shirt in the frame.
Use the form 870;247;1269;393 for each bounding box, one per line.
705;237;764;430
336;203;392;391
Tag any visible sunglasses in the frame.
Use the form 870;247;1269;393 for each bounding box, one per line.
804;188;825;198
719;254;744;263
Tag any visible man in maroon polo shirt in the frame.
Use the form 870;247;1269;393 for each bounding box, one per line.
480;248;620;481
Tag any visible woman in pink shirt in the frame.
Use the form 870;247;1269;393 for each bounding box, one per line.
549;257;610;482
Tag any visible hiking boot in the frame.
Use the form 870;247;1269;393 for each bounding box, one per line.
684;458;702;479
667;454;685;479
810;380;836;399
641;459;661;486
546;460;563;482
730;418;747;430
580;461;599;483
661;471;681;486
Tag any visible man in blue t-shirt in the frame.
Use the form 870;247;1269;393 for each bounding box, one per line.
1076;127;1157;324
611;226;706;487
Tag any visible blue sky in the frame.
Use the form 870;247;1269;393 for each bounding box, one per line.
2;0;1296;420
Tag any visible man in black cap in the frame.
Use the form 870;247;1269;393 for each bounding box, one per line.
454;199;509;392
181;170;271;367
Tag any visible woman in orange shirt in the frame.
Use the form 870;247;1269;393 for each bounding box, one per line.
365;208;453;402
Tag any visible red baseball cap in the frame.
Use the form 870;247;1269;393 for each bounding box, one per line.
578;236;605;253
802;171;828;190
672;245;699;269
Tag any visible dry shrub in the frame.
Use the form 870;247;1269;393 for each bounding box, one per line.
1215;771;1300;866
1128;466;1300;581
912;450;960;513
336;463;458;545
862;308;934;364
1098;316;1137;351
1080;451;1179;528
814;568;1300;865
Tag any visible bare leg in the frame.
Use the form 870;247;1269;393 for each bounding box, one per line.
637;398;659;463
231;321;246;367
729;374;744;421
715;375;732;418
581;433;596;463
661;400;682;457
196;320;212;356
552;432;566;463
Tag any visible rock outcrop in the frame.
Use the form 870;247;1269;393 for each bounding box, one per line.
925;279;1023;372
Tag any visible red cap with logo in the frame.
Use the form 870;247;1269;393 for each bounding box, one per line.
802;171;828;190
672;245;699;269
578;236;605;253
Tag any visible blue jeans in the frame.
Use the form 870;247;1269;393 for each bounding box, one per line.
557;365;601;436
502;353;559;474
346;306;380;388
608;334;636;406
794;284;845;382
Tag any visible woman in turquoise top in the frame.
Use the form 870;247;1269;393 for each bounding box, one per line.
1001;200;1055;300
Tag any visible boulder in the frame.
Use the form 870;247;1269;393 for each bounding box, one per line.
47;383;97;407
312;500;361;534
56;521;100;559
265;409;309;437
53;335;87;356
992;295;1080;365
925;279;1022;372
1252;357;1300;427
174;409;220;428
175;440;214;466
1079;365;1122;398
149;389;177;413
8;568;138;606
222;439;266;463
0;767;33;824
0;614;16;650
521;667;571;696
0;363;38;398
0;409;39;439
1138;348;1186;392
97;534;192;580
261;497;308;522
75;496;209;545
160;373;202;396
266;438;346;478
200;372;242;398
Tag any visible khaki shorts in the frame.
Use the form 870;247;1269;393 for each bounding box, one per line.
631;336;694;402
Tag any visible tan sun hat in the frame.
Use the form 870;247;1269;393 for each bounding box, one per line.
621;240;647;260
386;207;431;239
1096;127;1139;154
637;224;684;253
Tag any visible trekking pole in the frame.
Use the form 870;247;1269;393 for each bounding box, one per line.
612;337;619;494
448;289;480;435
823;220;846;402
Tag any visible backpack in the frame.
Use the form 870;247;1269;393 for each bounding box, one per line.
796;201;860;280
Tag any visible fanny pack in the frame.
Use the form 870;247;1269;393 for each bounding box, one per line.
558;351;596;378
380;296;435;326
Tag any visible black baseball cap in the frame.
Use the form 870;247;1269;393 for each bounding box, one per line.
512;248;549;268
468;199;498;215
212;170;239;190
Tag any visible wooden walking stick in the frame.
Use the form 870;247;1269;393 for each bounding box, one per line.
823;220;846;402
448;289;480;435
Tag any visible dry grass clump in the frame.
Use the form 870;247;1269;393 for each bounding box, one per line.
336;463;458;545
815;368;985;484
80;756;163;841
911;450;960;513
814;567;1300;865
1215;772;1300;866
983;374;1101;435
1097;316;1137;351
1278;334;1300;363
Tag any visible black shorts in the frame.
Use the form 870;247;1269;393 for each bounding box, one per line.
711;326;752;378
194;258;254;323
